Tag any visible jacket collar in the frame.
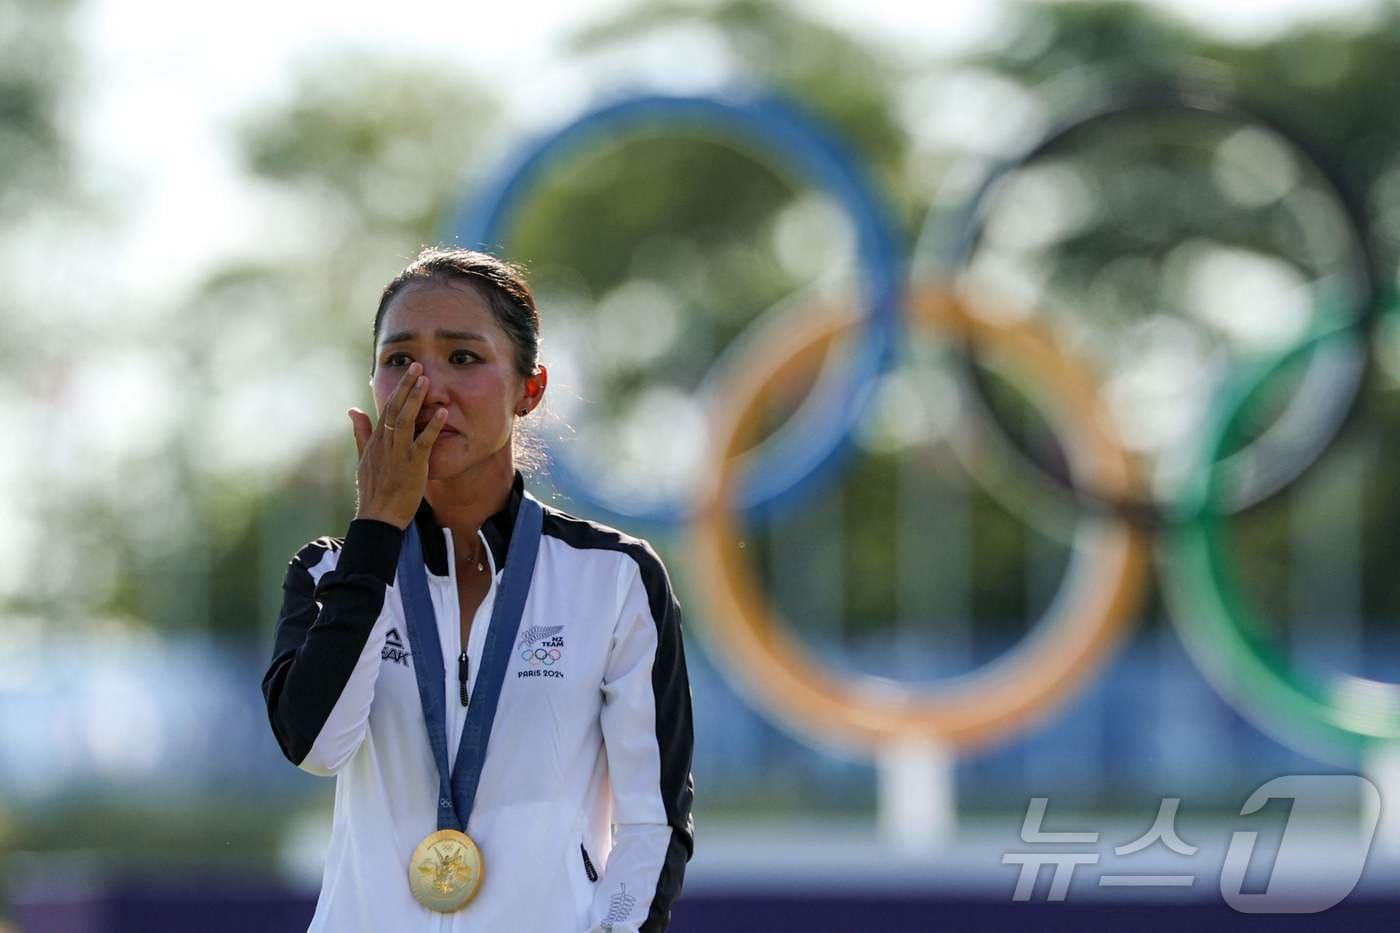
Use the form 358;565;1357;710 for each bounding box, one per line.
411;472;526;577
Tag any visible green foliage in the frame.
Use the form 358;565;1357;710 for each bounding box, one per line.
976;0;1202;86
143;59;505;637
239;55;494;236
972;2;1400;652
24;0;1400;656
12;0;1400;867
0;0;75;217
570;0;910;206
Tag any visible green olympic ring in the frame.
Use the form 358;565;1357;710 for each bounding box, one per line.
1165;308;1400;759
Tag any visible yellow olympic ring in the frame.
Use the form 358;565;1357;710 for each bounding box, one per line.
691;286;1152;750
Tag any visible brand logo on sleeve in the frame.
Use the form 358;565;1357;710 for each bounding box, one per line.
602;882;636;931
382;628;412;667
517;624;564;679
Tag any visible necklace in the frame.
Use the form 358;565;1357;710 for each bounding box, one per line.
472;537;486;574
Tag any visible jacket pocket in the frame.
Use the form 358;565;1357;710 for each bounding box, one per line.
567;833;595;924
580;842;599;882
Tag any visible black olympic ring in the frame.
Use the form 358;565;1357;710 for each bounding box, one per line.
940;86;1382;524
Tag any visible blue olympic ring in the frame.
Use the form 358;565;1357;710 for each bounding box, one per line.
452;92;905;527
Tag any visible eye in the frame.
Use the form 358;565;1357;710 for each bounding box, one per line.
449;349;479;365
382;352;412;368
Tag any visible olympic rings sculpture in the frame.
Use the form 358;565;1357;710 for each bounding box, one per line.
691;286;1152;747
1165;322;1400;758
940;90;1381;524
455;93;903;526
452;88;1395;763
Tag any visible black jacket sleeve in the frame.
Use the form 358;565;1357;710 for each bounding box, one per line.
261;518;403;775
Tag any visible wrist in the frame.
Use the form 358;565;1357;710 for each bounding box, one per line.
354;507;411;530
338;518;407;586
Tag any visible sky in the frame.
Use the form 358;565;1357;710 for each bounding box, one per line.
72;0;1385;308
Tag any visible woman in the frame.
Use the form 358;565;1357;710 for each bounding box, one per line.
262;248;695;932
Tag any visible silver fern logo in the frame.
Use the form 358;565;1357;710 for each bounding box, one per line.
516;624;566;678
517;625;563;649
602;882;636;930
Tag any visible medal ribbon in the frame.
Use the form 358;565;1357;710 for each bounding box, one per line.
398;493;543;832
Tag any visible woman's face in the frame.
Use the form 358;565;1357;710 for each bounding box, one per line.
372;279;537;482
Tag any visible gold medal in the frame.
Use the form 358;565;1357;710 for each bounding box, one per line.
408;829;484;912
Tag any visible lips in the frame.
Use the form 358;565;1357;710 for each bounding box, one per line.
419;422;459;435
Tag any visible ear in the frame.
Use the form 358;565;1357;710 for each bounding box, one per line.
529;366;548;398
517;366;548;415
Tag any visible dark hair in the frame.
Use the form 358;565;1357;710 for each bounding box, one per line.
373;247;541;380
374;247;547;471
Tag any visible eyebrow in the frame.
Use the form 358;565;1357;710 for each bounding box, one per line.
379;329;489;346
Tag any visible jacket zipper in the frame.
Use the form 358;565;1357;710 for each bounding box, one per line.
580;843;598;882
458;651;469;706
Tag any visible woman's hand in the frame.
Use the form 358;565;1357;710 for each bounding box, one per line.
347;361;448;530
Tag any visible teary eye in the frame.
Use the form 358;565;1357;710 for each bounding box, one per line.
450;349;479;365
383;352;412;367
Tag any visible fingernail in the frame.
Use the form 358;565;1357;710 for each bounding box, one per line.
417;377;426;389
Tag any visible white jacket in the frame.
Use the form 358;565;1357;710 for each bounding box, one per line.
262;475;695;932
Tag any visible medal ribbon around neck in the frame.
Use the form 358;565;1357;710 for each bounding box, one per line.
398;493;543;833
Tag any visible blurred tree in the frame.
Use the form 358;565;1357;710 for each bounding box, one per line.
965;1;1400;286
0;0;82;369
0;0;91;617
11;0;1400;872
171;1;926;644
545;0;916;333
496;0;933;635
553;0;1086;638
47;0;1400;657
158;0;1400;649
115;55;502;639
569;0;912;211
0;0;80;914
0;0;75;217
233;50;502;350
959;1;1400;638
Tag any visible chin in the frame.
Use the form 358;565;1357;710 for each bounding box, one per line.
425;431;511;481
426;447;472;480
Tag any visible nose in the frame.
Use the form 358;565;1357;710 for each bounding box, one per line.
420;363;452;410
